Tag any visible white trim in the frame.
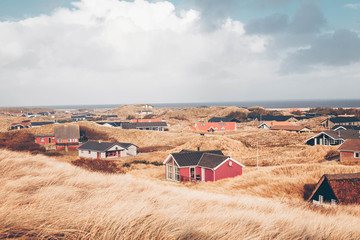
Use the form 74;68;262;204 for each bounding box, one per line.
258;122;270;129
333;126;347;131
305;131;341;143
213;157;245;170
162;154;180;167
355;152;360;158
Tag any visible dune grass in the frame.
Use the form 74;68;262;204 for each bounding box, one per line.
1;150;360;239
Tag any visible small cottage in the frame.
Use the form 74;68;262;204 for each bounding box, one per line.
305;130;360;146
308;173;360;205
54;125;81;150
321;117;360;129
163;149;245;183
257;121;293;129
270;125;312;133
77;141;137;159
35;135;56;144
337;139;360;161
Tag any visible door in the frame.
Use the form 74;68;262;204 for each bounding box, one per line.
201;168;205;182
48;138;51;144
97;152;101;160
190;167;195;181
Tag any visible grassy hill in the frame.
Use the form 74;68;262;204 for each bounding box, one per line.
1;150;360;239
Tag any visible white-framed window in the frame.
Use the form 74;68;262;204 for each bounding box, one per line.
355;152;359;158
215;127;218;131
219;123;226;126
40;138;44;142
174;166;180;181
58;139;62;143
221;127;225;131
167;164;173;180
69;139;72;142
201;124;205;127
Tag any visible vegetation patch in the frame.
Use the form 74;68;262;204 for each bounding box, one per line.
71;158;125;174
324;150;340;161
123;160;163;167
79;126;116;142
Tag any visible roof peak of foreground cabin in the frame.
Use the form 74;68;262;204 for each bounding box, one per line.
165;149;245;169
308;172;360;205
337;139;360;152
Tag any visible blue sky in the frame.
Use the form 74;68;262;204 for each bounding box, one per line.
0;0;360;106
1;0;359;29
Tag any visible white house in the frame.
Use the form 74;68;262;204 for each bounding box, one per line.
77;141;137;159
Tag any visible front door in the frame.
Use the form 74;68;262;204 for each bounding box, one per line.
48;138;51;143
190;167;195;181
97;152;101;160
201;168;205;182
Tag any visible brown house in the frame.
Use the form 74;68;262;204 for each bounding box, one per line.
308;173;360;205
270;125;312;133
321;117;360;129
337;139;360;161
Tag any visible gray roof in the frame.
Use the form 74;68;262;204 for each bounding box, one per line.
31;122;55;126
122;122;167;129
208;117;240;123
171;150;224;167
332;125;360;131
322;130;360;140
251;115;294;121
198;153;229;169
78;141;137;152
325;117;360;124
54;125;80;139
96;122;124;127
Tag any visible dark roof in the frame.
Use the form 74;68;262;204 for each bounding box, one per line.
96;122;124;127
294;116;311;120
71;115;86;118
54;125;80;139
101;115;118;118
122;122;167;129
171;150;224;167
332;125;360;131
309;173;360;204
325;117;360;124
30;122;54;126
36;134;54;137
251;115;294;121
208;117;240;123
198;153;229;169
337;139;360;152
270;126;310;131
78;141;136;151
323;130;360;140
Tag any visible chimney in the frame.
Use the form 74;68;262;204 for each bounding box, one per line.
197;147;200;151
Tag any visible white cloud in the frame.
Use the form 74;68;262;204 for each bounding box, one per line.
0;0;272;106
0;0;359;107
344;4;360;9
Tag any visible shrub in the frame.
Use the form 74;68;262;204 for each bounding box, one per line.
126;115;135;120
324;150;340;160
138;145;173;153
71;158;124;174
0;132;45;153
79;126;115;142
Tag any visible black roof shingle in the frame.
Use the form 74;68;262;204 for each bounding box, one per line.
170;150;224;167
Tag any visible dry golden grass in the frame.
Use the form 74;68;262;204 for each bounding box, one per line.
1;149;360;240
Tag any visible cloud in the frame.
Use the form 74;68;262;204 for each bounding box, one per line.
245;14;289;35
0;0;270;106
344;4;360;10
253;0;291;8
245;2;326;36
281;29;360;73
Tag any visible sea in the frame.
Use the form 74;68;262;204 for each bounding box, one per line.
23;99;360;110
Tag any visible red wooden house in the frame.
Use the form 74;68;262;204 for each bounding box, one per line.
54;125;81;150
163;149;245;183
35;135;57;144
190;122;237;132
337;139;360;161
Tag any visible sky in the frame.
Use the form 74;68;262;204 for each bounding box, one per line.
0;0;360;107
